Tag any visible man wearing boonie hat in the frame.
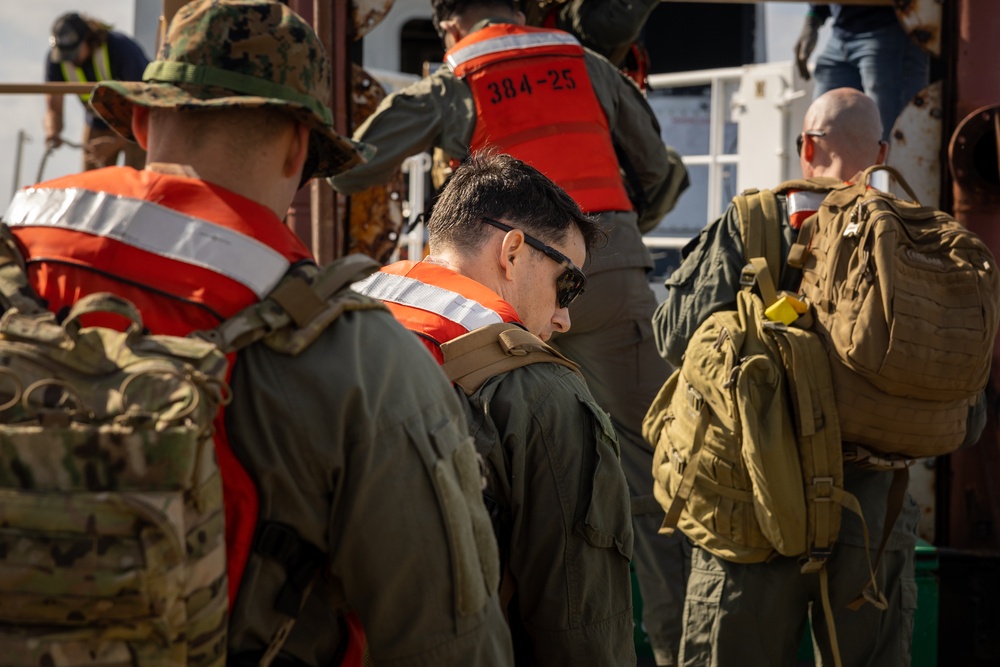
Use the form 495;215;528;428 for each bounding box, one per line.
6;1;514;666
44;11;149;170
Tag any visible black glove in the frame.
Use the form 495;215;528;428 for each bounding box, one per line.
794;12;826;81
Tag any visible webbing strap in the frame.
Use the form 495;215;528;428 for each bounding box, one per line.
847;467;909;611
440;322;581;395
819;567;844;667
747;257;779;308
662;398;710;528
252;521;325;667
198;255;379;353
736;189;781;289
830;487;887;613
788;214;816;269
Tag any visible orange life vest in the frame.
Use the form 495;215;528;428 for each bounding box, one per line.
6;167;366;665
446;24;633;214
354;260;523;358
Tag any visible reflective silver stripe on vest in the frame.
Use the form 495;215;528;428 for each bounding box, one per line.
4;188;289;298
786;190;826;217
447;31;580;71
353;271;504;331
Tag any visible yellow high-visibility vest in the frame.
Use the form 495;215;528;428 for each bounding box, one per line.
59;42;111;103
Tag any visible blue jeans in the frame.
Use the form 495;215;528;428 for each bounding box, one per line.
814;23;929;140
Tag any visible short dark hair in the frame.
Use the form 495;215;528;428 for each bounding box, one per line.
431;0;517;31
427;151;603;258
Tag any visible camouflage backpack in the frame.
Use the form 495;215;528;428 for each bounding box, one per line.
0;226;230;667
0;224;382;667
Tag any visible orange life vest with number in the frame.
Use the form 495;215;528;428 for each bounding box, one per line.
446;23;633;214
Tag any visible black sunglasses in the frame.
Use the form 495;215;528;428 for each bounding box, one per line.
482;217;587;309
795;129;827;156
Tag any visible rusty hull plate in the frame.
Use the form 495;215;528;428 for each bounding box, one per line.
352;0;394;40
348;64;405;264
888;81;942;207
894;0;942;57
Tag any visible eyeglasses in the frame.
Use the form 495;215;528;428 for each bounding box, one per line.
795;130;888;157
481;217;587;309
796;129;827;156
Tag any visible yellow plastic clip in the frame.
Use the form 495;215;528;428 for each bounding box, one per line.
764;294;808;325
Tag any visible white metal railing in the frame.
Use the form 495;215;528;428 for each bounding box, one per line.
391;152;432;263
647;66;743;234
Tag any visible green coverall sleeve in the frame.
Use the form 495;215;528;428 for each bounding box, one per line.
226;309;514;666
585;51;686;234
652;203;746;367
328;71;475;195
477;365;636;666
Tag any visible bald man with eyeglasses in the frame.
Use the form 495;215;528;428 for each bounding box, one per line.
650;88;978;666
353;151;637;666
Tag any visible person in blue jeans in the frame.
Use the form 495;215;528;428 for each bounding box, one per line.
794;4;929;140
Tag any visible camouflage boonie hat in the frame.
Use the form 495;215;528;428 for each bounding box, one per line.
90;0;368;179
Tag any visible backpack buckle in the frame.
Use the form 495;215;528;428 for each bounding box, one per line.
812;476;834;502
254;521;302;564
686;385;703;412
739;263;758;288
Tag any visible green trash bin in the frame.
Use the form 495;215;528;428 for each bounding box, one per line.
632;564;655;660
793;540;938;665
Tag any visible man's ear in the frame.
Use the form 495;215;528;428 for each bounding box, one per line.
283;122;311;180
439;18;463;48
498;229;525;280
876;139;889;166
131;105;150;150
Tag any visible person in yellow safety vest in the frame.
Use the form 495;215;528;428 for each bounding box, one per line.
44;12;149;171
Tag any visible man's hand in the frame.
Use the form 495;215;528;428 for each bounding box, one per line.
45;134;63;149
794;13;825;81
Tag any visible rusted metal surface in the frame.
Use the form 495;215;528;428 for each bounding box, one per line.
347;65;405;263
894;0;943;56
351;0;394;40
950;106;1000;199
945;0;1000;552
888;81;943;207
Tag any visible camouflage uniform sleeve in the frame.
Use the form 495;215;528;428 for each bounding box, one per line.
652;203;746;367
328;68;475;194
475;365;635;665
585;51;685;233
226;309;513;666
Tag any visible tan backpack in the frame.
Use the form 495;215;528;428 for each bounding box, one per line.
644;260;864;566
789;165;1000;457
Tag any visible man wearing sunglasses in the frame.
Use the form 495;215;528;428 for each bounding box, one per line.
353;152;636;666
331;2;690;661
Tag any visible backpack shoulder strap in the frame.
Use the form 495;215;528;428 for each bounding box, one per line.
440;322;582;395
733;188;782;290
0;223;52;317
772;176;843;195
197;253;386;355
